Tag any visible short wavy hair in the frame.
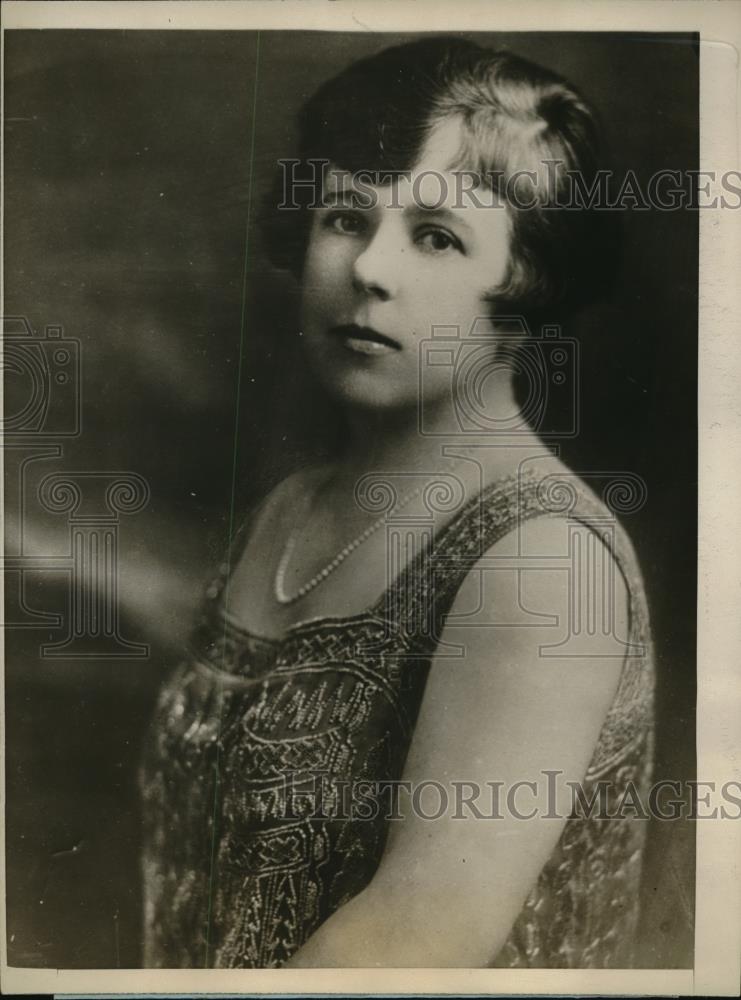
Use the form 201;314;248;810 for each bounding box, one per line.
261;36;619;318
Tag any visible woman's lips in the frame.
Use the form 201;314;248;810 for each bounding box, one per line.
330;323;401;356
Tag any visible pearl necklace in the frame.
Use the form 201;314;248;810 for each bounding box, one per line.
273;454;471;606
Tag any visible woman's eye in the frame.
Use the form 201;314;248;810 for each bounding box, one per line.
416;228;463;254
325;211;365;235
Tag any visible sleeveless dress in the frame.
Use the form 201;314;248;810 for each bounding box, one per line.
139;467;655;968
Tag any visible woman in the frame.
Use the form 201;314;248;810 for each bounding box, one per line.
140;37;654;969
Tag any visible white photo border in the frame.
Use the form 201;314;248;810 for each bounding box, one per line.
1;0;739;995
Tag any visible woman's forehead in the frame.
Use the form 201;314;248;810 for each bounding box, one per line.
322;115;503;213
323;166;502;211
323;115;455;188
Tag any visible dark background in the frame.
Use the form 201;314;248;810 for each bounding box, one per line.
4;30;697;968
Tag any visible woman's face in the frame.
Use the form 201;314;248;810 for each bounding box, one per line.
299;117;513;418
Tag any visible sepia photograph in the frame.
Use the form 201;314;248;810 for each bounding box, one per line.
1;1;739;993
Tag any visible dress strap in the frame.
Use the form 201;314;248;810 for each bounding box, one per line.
187;496;267;650
375;467;655;780
377;467;652;661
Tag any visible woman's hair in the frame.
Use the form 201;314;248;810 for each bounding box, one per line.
261;36;618;318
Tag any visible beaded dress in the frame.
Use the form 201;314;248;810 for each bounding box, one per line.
139;468;655;968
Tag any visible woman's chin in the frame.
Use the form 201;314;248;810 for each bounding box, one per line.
325;382;418;415
308;366;417;414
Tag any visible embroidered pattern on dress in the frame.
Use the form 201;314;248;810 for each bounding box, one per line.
139;470;655;968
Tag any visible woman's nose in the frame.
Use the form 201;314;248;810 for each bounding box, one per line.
351;224;400;300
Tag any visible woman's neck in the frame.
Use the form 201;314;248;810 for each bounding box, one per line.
330;376;551;490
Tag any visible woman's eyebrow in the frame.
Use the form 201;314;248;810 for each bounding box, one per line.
321;187;374;209
406;204;474;234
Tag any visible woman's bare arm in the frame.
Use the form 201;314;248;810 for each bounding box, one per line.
284;515;628;968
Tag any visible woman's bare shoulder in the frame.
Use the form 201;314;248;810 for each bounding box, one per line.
360;504;628;964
